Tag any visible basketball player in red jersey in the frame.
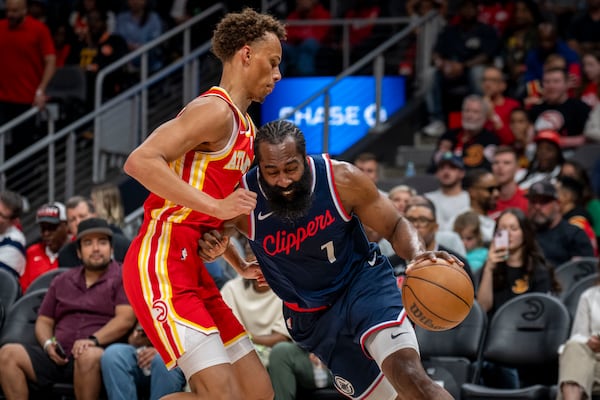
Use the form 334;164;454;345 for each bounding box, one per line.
121;8;285;400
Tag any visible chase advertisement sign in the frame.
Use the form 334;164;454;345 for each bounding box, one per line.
261;76;405;155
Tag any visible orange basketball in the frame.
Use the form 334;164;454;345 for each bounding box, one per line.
402;259;474;331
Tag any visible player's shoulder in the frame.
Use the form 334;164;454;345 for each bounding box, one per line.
185;95;232;116
330;158;363;182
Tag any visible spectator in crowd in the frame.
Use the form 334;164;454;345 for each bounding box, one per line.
502;0;542;98
220;240;291;367
90;182;125;235
115;0;164;72
528;179;595;267
388;184;417;215
425;152;470;232
281;0;331;76
477;207;559;388
69;0;116;42
430;95;500;171
578;51;600;108
538;0;581;38
27;0;47;23
581;51;600;142
342;0;381;60
423;0;499;137
517;130;564;190
404;197;474;284
268;342;334;400
0;0;56;157
400;0;447;78
453;210;488;272
407;195;468;259
524;22;581;98
529;67;591;151
476;0;514;36
101;323;186;400
560;159;600;238
353;152;384;190
508;107;535;168
557;261;600;400
59;195;131;267
0;218;136;399
556;175;598;255
478;207;559;311
481;65;521;145
64;195;95;239
20;202;70;292
67;8;128;110
566;0;600;56
489;146;529;219
0;190;25;279
49;20;76;68
461;168;500;244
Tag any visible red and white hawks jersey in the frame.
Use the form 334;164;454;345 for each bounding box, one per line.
142;86;255;230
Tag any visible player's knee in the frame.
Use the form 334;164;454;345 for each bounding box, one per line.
381;349;427;386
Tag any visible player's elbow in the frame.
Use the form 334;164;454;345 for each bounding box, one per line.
123;150;143;179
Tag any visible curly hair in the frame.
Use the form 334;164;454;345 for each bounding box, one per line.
211;8;286;62
255;120;306;162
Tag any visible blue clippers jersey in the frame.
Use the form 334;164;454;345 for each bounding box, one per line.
242;154;376;309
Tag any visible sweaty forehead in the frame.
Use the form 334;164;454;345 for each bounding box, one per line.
258;138;301;167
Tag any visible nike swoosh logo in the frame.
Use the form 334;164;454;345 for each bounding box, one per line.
391;331;408;339
257;211;274;221
367;253;377;267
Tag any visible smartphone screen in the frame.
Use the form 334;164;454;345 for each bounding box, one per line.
494;229;509;249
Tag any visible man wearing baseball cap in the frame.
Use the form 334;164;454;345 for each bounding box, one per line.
527;180;594;267
0;217;136;400
517;130;564;190
21;202;70;291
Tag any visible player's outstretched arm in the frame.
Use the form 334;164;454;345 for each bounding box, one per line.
332;161;424;260
124;98;256;220
332;161;461;268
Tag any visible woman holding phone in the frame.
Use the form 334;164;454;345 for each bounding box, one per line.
477;208;559;316
476;208;560;388
557;260;600;400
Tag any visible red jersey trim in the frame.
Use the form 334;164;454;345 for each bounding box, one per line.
325;154;352;221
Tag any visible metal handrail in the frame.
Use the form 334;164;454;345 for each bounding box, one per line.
280;11;439;152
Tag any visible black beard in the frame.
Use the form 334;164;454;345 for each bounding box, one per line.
259;161;313;223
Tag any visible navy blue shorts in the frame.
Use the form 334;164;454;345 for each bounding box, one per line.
283;255;405;399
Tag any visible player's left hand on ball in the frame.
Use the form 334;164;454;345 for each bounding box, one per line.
197;230;229;261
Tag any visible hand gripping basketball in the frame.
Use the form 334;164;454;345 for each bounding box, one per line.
402;259;474;331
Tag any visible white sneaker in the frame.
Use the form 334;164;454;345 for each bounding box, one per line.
422;120;446;137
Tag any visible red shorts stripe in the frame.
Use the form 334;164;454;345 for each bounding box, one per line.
123;219;245;368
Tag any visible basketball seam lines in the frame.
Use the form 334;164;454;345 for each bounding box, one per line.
404;275;473;307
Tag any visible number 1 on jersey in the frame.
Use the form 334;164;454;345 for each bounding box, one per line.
321;241;336;263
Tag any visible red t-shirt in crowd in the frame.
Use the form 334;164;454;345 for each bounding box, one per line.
0;16;55;104
488;186;529;220
20;242;58;292
484;97;521;145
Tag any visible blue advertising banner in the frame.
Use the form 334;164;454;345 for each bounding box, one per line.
261;76;405;155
